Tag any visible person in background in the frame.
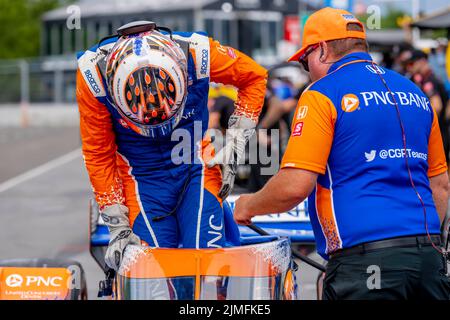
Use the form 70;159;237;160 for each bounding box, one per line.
248;77;304;192
429;41;449;85
208;85;236;132
392;43;414;75
405;49;450;163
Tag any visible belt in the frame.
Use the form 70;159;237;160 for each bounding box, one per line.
329;235;442;259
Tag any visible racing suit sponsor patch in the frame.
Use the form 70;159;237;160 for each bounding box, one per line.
84;69;102;95
216;44;228;55
207;215;223;248
189;33;210;80
200;49;208;75
227;47;237;59
78;50;107;97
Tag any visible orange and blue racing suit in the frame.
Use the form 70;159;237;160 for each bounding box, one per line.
281;52;448;260
76;32;267;248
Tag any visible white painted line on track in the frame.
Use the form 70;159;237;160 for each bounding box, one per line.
0;148;82;193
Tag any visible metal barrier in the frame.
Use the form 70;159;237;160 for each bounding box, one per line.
0;57;77;105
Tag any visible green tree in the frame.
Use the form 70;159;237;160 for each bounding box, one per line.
0;0;61;59
380;7;408;29
357;6;407;30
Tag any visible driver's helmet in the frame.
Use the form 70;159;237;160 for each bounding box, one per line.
106;30;188;138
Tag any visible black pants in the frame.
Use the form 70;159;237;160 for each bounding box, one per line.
322;245;450;300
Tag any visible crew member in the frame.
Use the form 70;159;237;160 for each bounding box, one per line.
233;8;450;300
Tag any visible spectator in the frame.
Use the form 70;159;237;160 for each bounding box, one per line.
248;78;302;192
429;41;449;85
392;43;414;75
405;49;450;162
208;95;235;131
208;85;237;132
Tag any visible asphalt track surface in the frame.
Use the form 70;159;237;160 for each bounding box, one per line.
0;127;322;300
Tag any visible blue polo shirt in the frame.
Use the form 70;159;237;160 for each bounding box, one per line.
281;52;448;259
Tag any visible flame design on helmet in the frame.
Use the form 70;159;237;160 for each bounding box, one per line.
105;30;188;138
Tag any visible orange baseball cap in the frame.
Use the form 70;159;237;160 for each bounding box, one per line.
288;7;366;62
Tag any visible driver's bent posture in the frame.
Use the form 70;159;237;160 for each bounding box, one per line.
77;25;266;271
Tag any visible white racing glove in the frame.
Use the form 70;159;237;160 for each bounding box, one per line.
101;204;141;271
207;114;256;199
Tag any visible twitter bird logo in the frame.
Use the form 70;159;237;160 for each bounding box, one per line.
365;150;376;162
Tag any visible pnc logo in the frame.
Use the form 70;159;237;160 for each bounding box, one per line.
6;274;23;287
4;273;64;288
341;94;360;112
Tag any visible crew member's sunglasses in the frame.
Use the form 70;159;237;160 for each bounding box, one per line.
298;44;320;72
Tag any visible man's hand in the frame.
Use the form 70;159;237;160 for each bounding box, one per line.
233;194;255;225
101;204;141;271
207;114;256;199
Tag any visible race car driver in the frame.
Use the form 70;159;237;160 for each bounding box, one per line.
76;22;267;271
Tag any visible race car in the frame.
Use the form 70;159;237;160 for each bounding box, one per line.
90;198;303;300
0;196;320;300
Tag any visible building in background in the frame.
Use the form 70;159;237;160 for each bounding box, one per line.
42;0;318;64
2;0;321;105
5;0;446;105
